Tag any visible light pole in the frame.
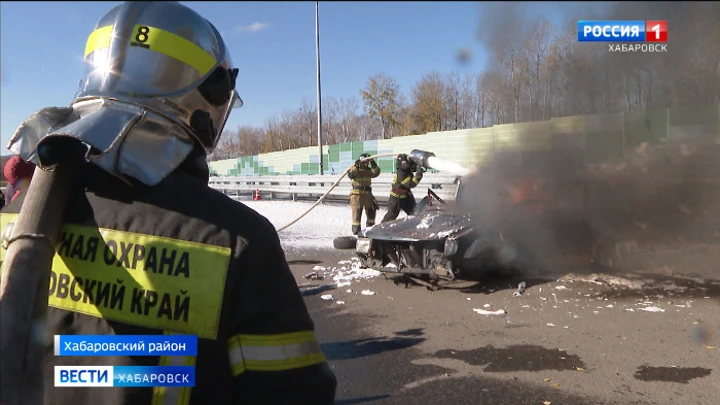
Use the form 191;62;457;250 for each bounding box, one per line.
315;0;323;175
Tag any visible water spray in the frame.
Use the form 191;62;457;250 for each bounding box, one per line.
275;150;470;232
408;149;472;177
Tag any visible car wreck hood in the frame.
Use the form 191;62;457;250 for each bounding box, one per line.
363;209;474;242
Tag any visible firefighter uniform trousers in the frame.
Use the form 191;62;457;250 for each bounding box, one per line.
0;164;337;405
350;193;376;235
382;169;423;223
348;163;381;235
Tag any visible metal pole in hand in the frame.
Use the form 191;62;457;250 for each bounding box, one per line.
315;0;324;175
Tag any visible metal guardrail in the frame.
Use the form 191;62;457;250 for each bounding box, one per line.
208;173;461;202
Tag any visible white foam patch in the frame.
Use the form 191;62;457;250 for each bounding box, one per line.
307;257;383;288
473;308;506;315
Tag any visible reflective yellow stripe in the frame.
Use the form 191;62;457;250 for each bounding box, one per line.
390;192;407;199
412;177;421;184
351;222;361;226
400;176;413;185
152;332;195;405
228;331;326;376
84;25;217;75
84;26;112;59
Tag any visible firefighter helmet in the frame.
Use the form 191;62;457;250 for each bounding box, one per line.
8;1;242;186
396;153;412;171
76;1;241;152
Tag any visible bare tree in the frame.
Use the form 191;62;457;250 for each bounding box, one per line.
524;18;552;121
360;73;402;139
458;73;478;129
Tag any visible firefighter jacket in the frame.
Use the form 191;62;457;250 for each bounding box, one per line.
347;162;380;196
0;162;337;405
389;168;423;199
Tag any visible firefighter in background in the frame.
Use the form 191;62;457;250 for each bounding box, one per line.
0;2;336;404
382;153;424;222
348;153;381;235
3;155;36;204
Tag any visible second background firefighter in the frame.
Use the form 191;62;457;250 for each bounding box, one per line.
382;153;424;223
348;153;380;235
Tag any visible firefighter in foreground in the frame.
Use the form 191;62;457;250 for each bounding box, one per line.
348;153;381;235
382;153;424;222
0;2;336;404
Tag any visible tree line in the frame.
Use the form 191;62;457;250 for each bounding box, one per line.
209;2;720;161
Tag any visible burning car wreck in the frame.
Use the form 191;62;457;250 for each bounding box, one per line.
354;179;523;291
353;158;607;291
351;137;720;291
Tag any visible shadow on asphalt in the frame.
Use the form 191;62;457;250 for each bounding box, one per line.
335;395;391;404
323;328;426;361
634;365;713;384
300;284;336;296
287;259;324;265
435;344;586;372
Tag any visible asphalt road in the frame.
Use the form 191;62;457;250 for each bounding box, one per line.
287;248;720;405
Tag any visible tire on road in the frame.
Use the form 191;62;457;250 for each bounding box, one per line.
333;236;357;250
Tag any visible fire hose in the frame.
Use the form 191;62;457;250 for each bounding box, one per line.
275;149;452;232
1;139;87;405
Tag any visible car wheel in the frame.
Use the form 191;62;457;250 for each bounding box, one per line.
333;236;357;250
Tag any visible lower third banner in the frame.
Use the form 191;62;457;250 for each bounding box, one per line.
54;365;195;387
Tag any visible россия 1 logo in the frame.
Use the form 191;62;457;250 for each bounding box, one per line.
577;20;668;53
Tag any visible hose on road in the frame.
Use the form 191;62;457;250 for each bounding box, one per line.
276;152;397;232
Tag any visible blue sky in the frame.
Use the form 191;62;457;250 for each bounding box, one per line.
1;1;589;147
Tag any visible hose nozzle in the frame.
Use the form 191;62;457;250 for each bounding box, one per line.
408;149;436;170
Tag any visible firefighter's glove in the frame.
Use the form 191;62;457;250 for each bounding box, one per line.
415;170;423;181
368;159;377;168
354;159;362;169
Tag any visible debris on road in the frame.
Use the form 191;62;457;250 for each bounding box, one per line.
640;306;665;312
336;301;345;305
513;281;527;297
559;273;645;290
321;294;334;301
473;308;506;315
304;271;323;280
361;290;377;296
